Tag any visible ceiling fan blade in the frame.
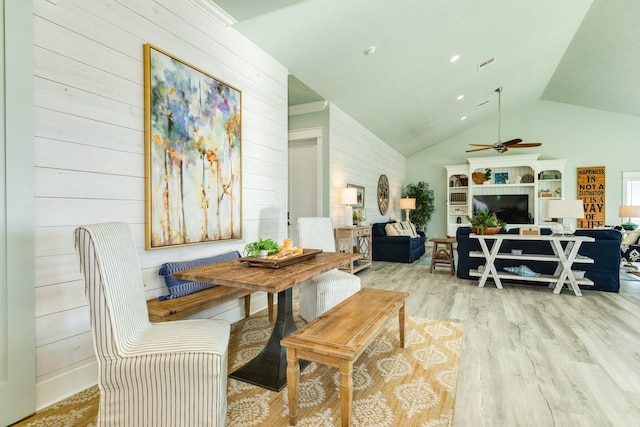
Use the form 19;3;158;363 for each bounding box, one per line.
503;138;523;146
511;142;542;148
468;144;494;147
465;146;493;153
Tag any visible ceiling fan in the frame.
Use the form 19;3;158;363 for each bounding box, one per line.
466;87;542;153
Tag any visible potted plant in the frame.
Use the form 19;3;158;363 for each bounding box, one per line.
244;238;280;258
402;181;435;232
467;209;504;235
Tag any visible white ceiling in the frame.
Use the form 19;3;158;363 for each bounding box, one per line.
214;0;640;156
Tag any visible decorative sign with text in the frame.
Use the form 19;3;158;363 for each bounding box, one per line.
577;166;605;228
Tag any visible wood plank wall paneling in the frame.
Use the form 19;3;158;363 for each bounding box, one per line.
328;105;406;225
32;0;288;406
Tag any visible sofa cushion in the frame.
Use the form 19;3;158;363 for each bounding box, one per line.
372;221;393;237
388;221;417;237
158;250;241;300
385;223;400;236
622;229;640;245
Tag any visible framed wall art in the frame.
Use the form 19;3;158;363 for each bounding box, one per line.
347;184;365;209
144;44;242;249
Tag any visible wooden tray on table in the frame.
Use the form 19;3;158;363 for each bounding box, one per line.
239;249;323;268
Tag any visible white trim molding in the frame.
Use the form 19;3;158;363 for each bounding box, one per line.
289;101;329;116
179;0;237;27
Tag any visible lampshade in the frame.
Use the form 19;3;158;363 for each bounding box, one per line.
545;199;584;220
399;198;416;210
341;187;358;205
619;205;640;218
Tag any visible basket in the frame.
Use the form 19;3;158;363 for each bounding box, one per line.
472;172;486;185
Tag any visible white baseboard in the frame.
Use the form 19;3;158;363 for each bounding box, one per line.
36;361;98;410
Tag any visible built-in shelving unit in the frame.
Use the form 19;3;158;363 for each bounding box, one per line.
445;154;566;236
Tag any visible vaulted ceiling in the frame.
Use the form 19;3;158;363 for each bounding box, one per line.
214;0;640;156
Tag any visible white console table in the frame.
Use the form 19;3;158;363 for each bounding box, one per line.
469;233;595;296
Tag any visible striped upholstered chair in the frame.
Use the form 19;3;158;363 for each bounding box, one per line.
297;217;361;321
74;222;230;426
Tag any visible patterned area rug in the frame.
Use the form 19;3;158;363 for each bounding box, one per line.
13;307;462;427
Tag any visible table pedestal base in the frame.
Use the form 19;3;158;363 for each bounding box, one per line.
230;288;308;391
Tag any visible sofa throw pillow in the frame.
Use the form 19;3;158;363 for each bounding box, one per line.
391;221;418;237
157;250;241;300
622;229;640;245
385;223;400;236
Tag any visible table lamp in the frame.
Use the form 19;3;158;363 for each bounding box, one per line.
400;197;416;221
619;205;640;230
545;199;584;235
341;187;358;226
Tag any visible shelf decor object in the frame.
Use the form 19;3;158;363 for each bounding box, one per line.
619;205;640;230
495;172;509;184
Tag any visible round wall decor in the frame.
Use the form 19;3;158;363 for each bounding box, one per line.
377;174;389;214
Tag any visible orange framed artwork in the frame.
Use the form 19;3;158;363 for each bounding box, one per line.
577;166;605;229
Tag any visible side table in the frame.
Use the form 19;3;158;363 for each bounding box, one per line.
334;225;372;273
429;237;456;275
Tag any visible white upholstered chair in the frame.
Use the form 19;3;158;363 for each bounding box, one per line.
297;217;361;321
74;222;230;427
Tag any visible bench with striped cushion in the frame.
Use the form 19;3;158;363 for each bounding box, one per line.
148;251;274;322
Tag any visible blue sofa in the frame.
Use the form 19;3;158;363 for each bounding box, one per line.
371;221;426;263
456;226;622;292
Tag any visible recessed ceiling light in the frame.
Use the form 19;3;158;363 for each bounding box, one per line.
457;94;465;101
364;46;376;56
460;116;467;121
450;54;461;63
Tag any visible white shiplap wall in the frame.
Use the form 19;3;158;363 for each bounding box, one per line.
328;105;406;224
33;0;288;407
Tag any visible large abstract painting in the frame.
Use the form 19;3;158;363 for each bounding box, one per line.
144;44;242;249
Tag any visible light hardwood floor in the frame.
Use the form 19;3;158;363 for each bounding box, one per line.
356;261;640;427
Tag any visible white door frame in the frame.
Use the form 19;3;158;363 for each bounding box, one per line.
0;0;36;424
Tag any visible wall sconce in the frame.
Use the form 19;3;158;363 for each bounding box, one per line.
341;187;358;227
399;197;416;222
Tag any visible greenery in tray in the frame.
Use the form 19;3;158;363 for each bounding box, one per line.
243;238;280;257
467;209;505;231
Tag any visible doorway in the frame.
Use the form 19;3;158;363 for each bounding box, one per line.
288;128;323;244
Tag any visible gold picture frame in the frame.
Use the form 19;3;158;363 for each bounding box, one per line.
144;44;242;249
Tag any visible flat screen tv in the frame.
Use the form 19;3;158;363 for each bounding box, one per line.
472;194;530;224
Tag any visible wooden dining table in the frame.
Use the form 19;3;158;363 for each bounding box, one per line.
172;251;359;391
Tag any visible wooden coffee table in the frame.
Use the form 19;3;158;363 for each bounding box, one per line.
281;288;409;427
